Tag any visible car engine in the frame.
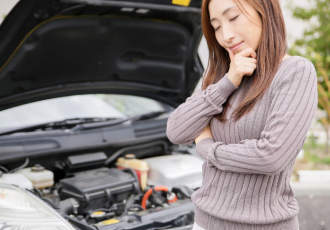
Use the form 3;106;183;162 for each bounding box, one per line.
0;142;203;230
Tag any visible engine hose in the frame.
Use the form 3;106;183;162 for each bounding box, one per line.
141;186;177;209
0;166;8;173
120;194;135;216
9;158;29;173
105;140;168;166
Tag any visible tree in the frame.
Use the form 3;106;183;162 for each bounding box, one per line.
288;0;330;153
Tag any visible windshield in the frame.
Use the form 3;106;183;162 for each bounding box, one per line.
0;94;164;129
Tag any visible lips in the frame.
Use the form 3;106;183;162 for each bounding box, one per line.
229;42;244;51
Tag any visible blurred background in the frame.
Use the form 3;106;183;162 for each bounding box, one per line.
1;0;330;229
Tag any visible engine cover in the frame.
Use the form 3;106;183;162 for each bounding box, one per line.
58;167;139;214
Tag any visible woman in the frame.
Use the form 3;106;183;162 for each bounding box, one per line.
166;0;318;229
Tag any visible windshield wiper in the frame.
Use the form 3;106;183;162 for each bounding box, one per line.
71;111;166;132
0;117;120;136
0;111;166;136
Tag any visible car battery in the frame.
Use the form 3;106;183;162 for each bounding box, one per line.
58;167;140;214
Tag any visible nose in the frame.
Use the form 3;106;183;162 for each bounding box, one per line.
222;25;235;44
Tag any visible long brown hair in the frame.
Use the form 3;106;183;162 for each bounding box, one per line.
201;0;287;122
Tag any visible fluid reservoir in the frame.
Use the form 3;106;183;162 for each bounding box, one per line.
116;154;149;191
0;173;33;190
14;164;54;189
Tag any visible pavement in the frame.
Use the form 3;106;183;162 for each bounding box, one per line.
291;183;330;230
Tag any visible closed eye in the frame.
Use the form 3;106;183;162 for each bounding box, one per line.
230;15;239;21
215;15;239;31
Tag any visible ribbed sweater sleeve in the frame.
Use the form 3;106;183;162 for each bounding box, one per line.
166;74;238;145
196;59;318;175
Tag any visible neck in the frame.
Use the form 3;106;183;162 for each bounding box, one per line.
282;54;290;60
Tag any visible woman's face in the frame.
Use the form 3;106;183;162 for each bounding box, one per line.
208;0;262;54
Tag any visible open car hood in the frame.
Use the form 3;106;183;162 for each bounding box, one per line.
0;0;203;110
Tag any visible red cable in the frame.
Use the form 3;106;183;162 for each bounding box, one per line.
141;186;169;209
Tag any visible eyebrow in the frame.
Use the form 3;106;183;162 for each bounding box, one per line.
210;6;237;22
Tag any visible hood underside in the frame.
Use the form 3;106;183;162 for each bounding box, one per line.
0;0;203;110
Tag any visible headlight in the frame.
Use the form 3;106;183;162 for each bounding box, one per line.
0;183;75;230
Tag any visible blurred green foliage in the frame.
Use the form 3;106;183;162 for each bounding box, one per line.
303;134;330;165
288;0;330;153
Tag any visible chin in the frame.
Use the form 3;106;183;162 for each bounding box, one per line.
234;47;244;54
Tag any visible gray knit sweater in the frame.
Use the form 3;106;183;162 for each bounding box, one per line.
166;56;318;230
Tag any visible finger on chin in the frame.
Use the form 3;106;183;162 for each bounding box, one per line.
239;48;257;59
228;48;236;61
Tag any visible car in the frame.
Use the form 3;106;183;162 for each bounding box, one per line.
0;0;204;229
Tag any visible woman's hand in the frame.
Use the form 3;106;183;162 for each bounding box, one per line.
195;125;213;145
227;48;257;87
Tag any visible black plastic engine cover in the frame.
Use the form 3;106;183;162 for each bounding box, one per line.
58;167;140;214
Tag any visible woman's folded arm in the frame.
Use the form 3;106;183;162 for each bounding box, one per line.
166;74;238;145
196;59;318;175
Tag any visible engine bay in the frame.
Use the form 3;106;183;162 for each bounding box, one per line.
0;141;203;230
